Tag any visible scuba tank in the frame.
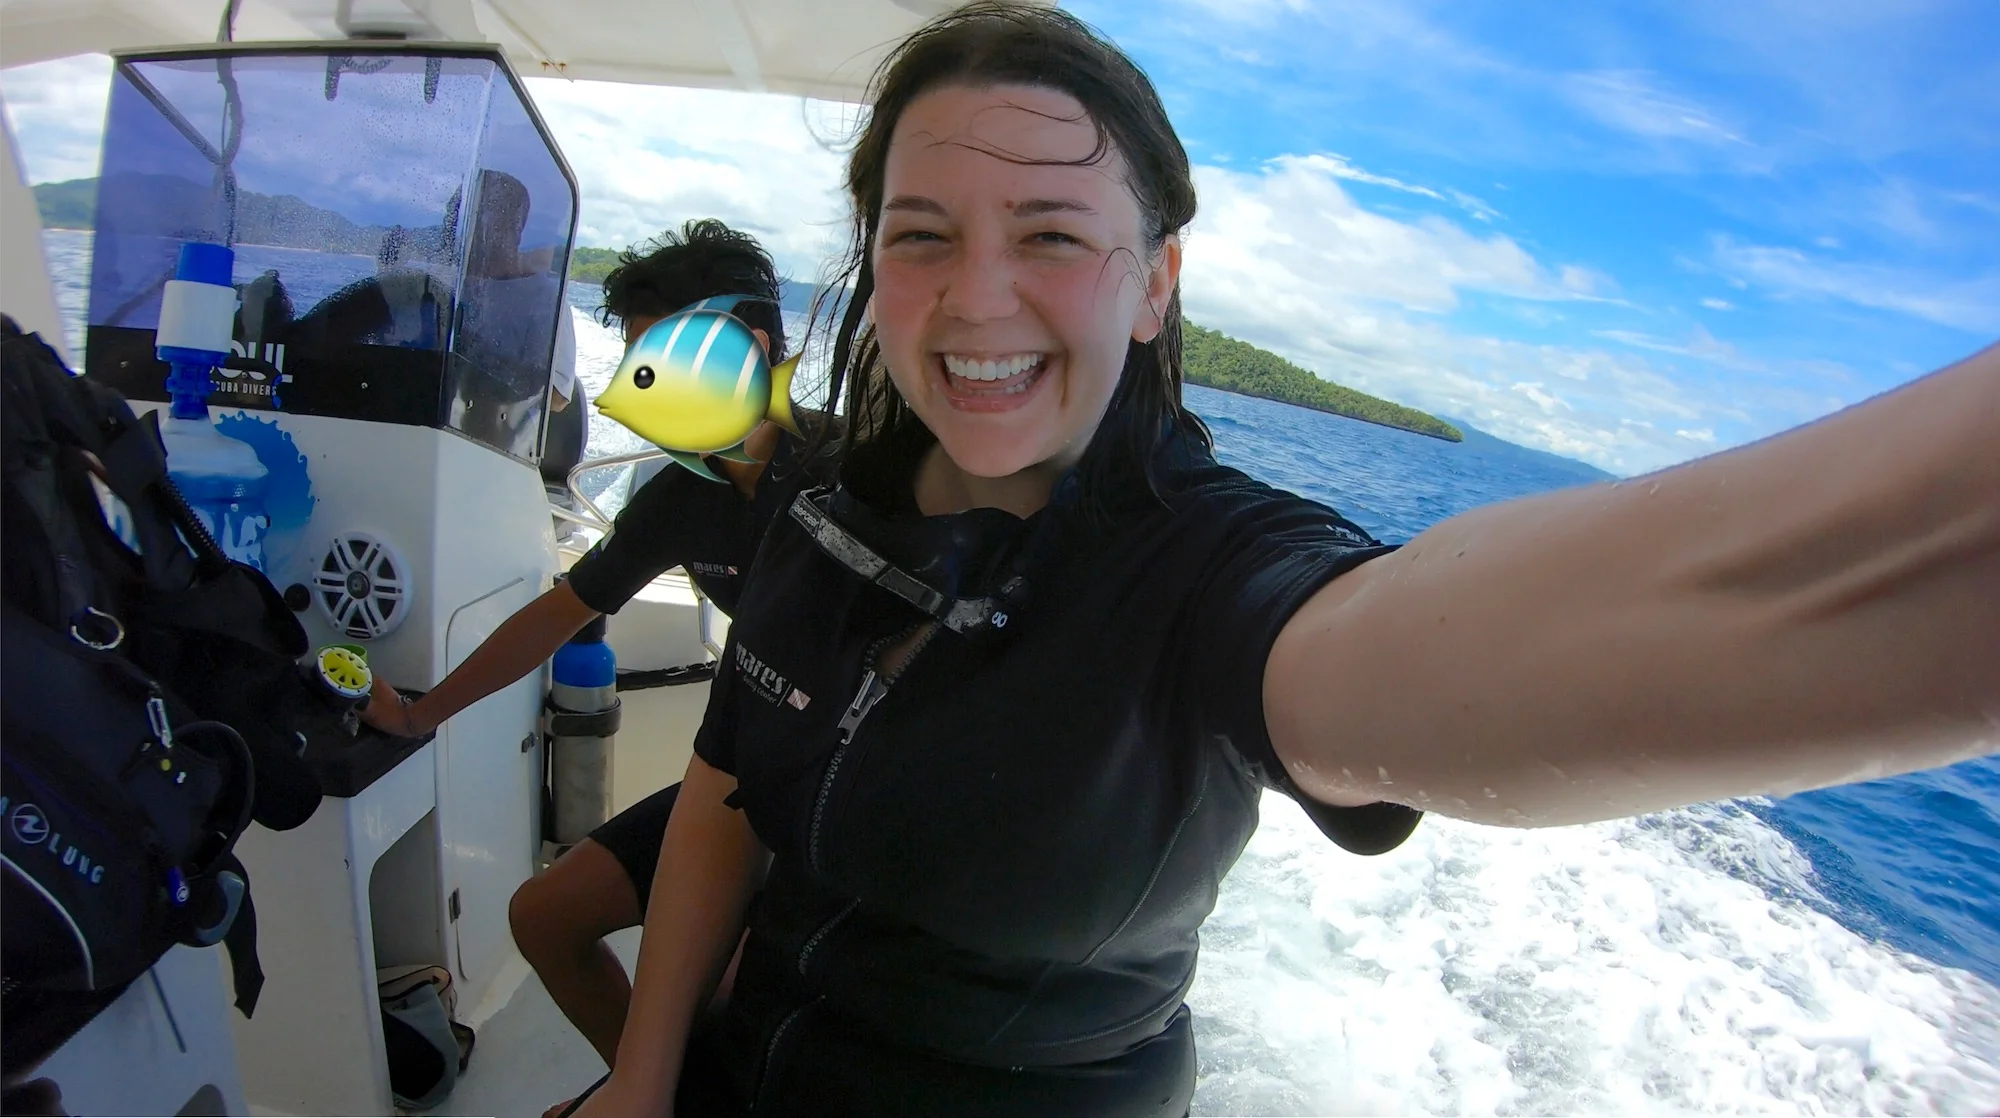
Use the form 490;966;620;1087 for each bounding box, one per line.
547;591;621;846
156;241;272;571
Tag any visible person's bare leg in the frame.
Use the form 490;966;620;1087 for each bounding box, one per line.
513;836;752;1118
509;840;643;1070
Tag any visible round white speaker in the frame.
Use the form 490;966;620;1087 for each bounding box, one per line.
312;532;410;640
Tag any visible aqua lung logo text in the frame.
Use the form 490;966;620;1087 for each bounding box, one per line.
735;643;809;710
1;797;107;885
689;562;740;578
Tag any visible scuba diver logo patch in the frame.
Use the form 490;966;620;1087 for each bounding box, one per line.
735;642;808;710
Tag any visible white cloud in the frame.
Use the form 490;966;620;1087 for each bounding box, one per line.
1713;236;2000;334
1699;297;1734;311
1559;264;1611;296
1187;156;1591;315
1814;235;1842;249
0;54;114;184
1286;152;1499;223
1943;191;2000;218
522;77;853;281
1560;70;1748;148
1178;158;1772;474
1676;428;1717;443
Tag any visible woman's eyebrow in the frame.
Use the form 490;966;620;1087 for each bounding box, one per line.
882;196;1099;218
884;195;947;215
1011;198;1097;218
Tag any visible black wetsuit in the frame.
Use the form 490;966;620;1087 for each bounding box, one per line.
565;434;816;898
682;428;1422;1116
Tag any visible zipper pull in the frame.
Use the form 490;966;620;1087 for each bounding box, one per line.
146;692;175;750
835;669;888;745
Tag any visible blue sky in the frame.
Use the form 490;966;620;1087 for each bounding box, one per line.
5;0;1996;474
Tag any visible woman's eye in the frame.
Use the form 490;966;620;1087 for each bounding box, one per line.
1030;231;1082;246
888;230;943;245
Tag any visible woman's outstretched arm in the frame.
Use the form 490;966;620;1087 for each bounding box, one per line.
1265;342;1999;828
576;756;767;1116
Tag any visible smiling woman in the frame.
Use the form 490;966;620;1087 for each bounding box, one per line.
572;4;1998;1117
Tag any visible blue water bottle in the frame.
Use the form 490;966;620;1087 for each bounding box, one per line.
156;242;272;570
548;587;620;846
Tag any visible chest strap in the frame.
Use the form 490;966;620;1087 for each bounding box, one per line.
789;490;1018;638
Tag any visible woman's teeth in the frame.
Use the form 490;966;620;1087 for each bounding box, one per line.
942;353;1045;386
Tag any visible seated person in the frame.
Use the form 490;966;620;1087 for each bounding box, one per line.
288;170;563;458
359;220;825;1107
452;169;564;456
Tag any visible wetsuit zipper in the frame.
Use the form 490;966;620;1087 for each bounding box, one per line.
750;994;823;1116
806;622;937;875
762;623;940;1111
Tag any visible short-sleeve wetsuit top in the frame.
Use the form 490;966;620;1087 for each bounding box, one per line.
690;425;1422;1117
565;433;812;618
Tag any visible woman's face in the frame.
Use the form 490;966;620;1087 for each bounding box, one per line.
871;83;1181;479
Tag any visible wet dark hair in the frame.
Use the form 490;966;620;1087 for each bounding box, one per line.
807;1;1210;510
598;218;788;363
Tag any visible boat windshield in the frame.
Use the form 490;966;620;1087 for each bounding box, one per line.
83;46;577;464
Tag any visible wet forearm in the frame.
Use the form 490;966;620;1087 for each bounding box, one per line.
405;582;598;734
1270;343;2000;826
610;757;767;1107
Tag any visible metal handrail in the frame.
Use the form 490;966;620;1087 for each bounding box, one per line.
561;448;666;530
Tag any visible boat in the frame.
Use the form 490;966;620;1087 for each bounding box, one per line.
0;2;1045;1114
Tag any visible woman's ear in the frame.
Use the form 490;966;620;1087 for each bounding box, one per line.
752;327;773;357
1131;235;1183;344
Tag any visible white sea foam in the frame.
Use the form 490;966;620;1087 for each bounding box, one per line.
1189;793;2000;1116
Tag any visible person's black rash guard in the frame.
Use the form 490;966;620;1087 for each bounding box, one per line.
565;434;810;617
690;433;1422;1114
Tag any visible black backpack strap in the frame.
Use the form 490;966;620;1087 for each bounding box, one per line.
216;853;265;1017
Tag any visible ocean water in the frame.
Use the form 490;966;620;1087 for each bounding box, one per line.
41;231;2000;1115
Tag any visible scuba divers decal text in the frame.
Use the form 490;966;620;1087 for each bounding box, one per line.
217;341;295;402
735;643;810;711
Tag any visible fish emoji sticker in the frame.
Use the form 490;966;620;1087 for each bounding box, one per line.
595;294;802;482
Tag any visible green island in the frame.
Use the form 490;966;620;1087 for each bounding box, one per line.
568;246;622;284
1182;322;1462;441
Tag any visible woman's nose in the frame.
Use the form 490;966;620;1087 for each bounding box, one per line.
937;238;1020;324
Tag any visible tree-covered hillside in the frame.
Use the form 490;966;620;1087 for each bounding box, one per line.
1182;322;1462;441
32;178;95;229
568;246;621;284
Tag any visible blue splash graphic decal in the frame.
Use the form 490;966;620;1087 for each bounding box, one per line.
215;412;316;534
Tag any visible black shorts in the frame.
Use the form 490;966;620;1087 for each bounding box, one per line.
586;782;680;915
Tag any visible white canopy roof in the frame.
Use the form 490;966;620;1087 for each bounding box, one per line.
0;0;1052;101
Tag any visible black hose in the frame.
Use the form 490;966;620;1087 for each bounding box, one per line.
615;662;718;692
173;718;256;865
153;472;232;574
